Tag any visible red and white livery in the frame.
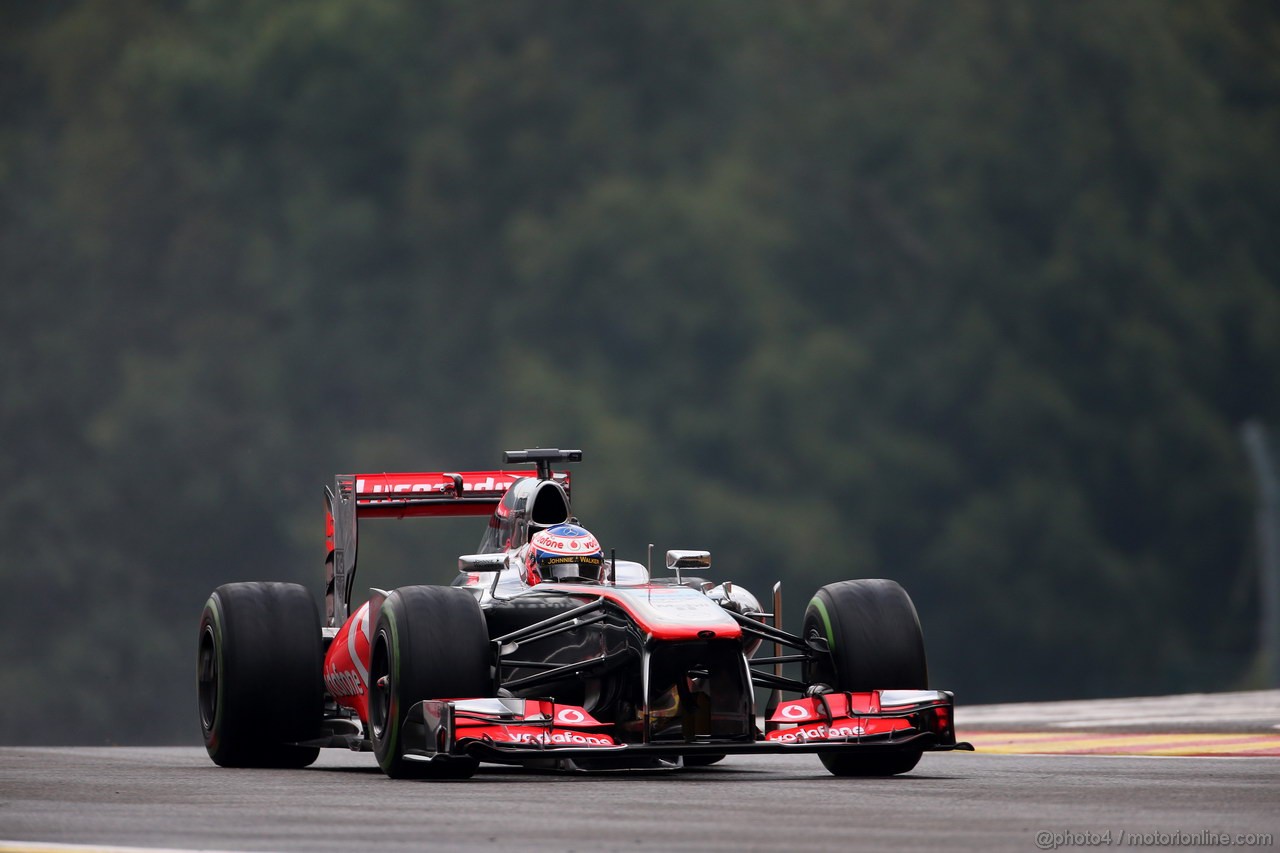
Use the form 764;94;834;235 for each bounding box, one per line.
197;448;970;779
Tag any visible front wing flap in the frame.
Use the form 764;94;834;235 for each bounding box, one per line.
402;690;972;767
765;690;961;746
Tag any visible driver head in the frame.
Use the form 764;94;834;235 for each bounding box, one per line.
525;524;604;584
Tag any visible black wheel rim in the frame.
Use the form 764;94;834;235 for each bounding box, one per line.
802;620;837;687
369;630;391;741
197;624;218;732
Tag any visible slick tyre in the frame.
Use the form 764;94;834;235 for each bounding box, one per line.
803;579;928;777
197;582;323;768
369;585;491;779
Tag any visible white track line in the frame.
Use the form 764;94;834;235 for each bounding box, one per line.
0;842;247;853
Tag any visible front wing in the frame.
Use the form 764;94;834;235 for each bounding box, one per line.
401;691;972;768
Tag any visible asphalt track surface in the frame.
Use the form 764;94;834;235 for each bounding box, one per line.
959;689;1280;757
2;746;1277;853
3;692;1279;852
960;689;1280;733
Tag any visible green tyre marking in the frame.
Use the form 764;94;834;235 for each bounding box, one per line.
809;595;835;650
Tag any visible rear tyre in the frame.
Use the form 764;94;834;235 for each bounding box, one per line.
197;582;323;768
369;585;491;779
803;579;928;777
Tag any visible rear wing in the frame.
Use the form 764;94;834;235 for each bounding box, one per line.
324;449;581;626
344;470;549;519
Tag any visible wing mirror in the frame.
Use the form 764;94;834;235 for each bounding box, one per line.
665;550;710;584
458;553;509;573
666;550;711;571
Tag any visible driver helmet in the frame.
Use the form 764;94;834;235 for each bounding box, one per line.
525;524;605;584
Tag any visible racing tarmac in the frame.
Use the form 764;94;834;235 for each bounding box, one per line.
0;746;1276;852
959;689;1280;734
958;689;1280;757
1;692;1277;852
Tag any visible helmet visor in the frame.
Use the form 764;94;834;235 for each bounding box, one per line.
537;553;604;582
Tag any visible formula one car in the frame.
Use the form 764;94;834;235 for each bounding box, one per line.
197;449;969;778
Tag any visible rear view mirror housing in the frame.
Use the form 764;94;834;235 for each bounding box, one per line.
666;550;711;573
458;553;509;573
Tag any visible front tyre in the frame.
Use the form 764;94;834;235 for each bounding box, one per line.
682;754;726;768
368;585;491;779
197;582;323;768
803;579;928;777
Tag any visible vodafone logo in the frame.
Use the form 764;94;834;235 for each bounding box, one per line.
324;667;364;697
773;725;826;743
768;723;868;743
510;731;613;746
534;527;601;554
556;708;586;724
781;704;810;720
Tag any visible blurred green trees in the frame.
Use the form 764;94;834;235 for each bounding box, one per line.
2;0;1278;743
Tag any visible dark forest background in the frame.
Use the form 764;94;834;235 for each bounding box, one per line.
2;0;1278;745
